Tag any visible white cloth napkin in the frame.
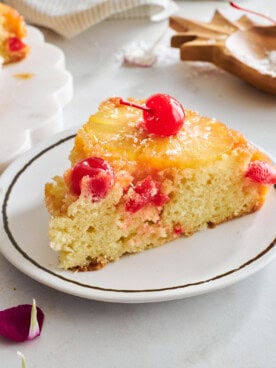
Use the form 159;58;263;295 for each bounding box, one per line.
4;0;177;38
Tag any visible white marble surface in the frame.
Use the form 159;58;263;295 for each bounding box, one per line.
1;1;276;367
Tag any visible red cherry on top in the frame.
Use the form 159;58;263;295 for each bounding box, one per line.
120;94;185;137
71;157;114;198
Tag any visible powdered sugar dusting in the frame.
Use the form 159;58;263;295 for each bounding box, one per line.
115;41;179;67
115;24;181;68
241;50;276;77
123;41;157;67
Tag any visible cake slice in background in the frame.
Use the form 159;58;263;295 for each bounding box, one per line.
44;95;275;271
0;3;29;64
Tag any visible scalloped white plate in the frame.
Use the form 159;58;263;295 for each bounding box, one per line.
0;130;275;303
0;26;73;172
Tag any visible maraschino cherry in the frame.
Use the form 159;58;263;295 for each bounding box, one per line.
120;94;185;137
245;160;276;184
7;37;26;52
71;157;114;198
125;176;169;213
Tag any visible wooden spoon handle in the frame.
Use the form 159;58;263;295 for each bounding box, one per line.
171;32;210;48
179;39;223;62
210;10;240;31
170;16;232;37
170;15;229;62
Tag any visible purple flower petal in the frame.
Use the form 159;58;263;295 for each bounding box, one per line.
0;301;44;342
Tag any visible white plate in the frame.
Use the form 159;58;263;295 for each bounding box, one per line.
0;26;73;173
0;129;275;303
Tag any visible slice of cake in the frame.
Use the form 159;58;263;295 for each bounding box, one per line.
45;94;275;271
0;3;29;65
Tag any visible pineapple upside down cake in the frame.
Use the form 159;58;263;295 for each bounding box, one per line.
44;94;276;271
0;3;29;65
